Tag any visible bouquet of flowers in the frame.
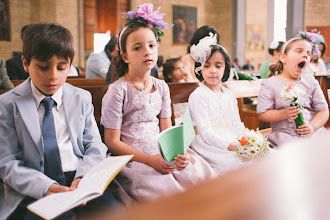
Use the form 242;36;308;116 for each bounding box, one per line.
279;84;306;128
235;129;270;160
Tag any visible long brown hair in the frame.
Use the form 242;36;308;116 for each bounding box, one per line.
110;22;156;83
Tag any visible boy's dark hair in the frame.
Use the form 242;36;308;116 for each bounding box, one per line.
268;41;284;56
105;36;118;52
195;44;231;82
163;58;181;83
111;21;155;83
22;23;74;65
187;26;220;53
20;25;30;40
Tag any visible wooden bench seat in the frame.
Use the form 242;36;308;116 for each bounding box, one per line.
168;81;270;130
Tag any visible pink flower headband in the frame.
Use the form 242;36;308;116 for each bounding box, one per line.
281;30;321;57
119;3;173;51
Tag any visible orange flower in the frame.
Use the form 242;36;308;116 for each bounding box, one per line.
240;136;249;145
287;85;293;90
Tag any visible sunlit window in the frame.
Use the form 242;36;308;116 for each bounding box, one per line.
274;0;287;41
93;32;111;53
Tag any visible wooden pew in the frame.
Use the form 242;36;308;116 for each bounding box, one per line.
11;77;106;87
168;81;270;130
0;89;10;96
80;85;108;140
168;82;199;125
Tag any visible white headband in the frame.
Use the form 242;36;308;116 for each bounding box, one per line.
118;26;128;52
190;33;228;74
281;37;300;54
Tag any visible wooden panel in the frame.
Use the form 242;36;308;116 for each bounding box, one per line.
306;26;330;57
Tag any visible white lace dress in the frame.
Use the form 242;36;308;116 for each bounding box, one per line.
101;78;216;204
188;82;247;175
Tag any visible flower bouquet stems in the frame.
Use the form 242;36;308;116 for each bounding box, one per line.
290;101;305;128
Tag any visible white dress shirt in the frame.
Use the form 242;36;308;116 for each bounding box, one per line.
31;81;81;172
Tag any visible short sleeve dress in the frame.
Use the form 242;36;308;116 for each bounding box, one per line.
188;82;247;175
257;75;328;147
101;77;216;204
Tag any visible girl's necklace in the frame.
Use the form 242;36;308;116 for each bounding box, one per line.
132;77;151;92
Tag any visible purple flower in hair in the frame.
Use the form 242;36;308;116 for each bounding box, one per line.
136;3;164;27
154;21;174;29
312;46;321;57
122;11;137;19
120;3;173;40
306;32;318;43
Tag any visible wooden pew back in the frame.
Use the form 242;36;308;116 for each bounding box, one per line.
168;82;199;125
80;85;108;140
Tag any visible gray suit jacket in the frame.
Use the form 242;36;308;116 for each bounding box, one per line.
0;78;107;219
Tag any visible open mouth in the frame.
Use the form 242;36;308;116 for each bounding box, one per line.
298;61;306;69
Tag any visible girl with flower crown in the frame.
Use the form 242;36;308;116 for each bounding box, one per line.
101;3;216;204
188;33;249;175
257;32;329;147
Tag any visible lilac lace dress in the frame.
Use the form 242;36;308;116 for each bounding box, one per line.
257;75;328;147
101;78;216;204
188;82;247;175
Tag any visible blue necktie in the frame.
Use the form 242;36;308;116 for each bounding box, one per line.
42;97;66;185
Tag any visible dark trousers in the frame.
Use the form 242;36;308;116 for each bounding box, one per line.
8;171;119;220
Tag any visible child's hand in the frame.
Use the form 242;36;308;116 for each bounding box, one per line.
69;178;82;191
70;178;87;206
285;106;300;120
297;123;314;136
174;112;182;118
45;184;70;196
228;143;238;151
174;152;190;170
146;154;176;174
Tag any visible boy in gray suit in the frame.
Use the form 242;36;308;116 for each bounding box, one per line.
0;23;117;219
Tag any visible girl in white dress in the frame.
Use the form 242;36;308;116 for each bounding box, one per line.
188;34;247;175
101;3;216;205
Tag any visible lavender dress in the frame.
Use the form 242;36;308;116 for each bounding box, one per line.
101;78;216;204
257;75;328;147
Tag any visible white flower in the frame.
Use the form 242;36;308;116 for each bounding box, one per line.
279;84;306;104
190;33;217;74
235;128;270;160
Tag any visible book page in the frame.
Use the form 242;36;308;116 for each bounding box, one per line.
159;125;184;163
182;107;196;152
28;155;133;219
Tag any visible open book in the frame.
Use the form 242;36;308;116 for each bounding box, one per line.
27;155;133;219
158;107;196;167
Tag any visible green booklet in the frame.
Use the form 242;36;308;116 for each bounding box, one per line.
158;107;196;167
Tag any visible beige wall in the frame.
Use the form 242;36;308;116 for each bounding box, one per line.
0;0;82;66
245;0;268;70
1;0;328;71
130;0;233;59
304;0;330;27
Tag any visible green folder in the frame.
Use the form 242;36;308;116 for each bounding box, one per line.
159;107;196;164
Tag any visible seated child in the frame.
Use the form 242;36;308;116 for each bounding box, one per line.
257;31;329;147
188;33;249;175
101;3;216;205
0;23;117;219
163;58;193;120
